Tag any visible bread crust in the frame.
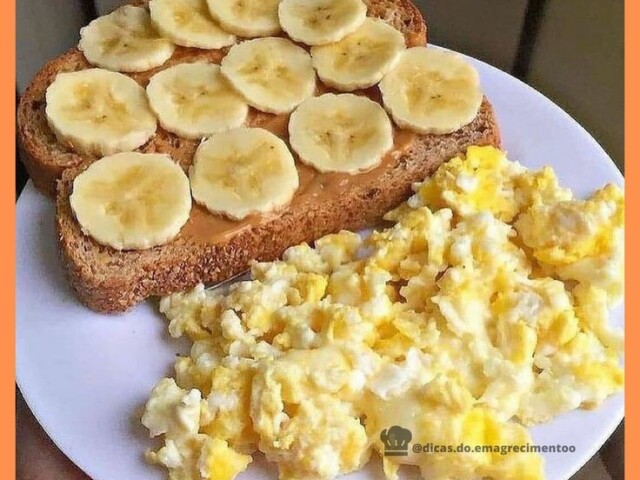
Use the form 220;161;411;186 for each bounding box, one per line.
19;0;502;313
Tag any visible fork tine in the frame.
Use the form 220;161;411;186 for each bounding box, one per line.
205;269;250;292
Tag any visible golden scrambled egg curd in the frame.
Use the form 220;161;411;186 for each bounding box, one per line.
142;146;624;480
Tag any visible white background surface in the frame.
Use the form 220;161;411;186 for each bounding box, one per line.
16;52;624;480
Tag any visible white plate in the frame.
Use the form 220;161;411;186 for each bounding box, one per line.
16;51;624;480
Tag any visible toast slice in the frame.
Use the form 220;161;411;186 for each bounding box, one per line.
20;0;501;313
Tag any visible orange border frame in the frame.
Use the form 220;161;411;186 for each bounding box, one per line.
2;2;635;480
625;0;638;478
3;0;16;478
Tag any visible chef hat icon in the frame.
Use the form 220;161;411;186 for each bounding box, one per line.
380;426;412;456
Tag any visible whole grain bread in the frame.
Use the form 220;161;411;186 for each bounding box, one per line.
20;0;502;313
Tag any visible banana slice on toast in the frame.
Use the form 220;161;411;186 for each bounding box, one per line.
149;0;235;49
278;0;367;45
147;63;248;139
45;68;157;156
190;128;299;220
311;18;405;91
221;37;316;114
207;0;281;37
79;5;175;72
380;47;483;134
70;153;192;250
289;93;394;174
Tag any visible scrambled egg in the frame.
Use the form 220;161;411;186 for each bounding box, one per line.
142;146;624;480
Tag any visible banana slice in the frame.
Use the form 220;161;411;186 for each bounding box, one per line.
70;153;191;250
206;0;281;37
311;18;405;91
45;68;157;156
288;93;393;174
149;0;235;49
147;63;248;139
190;128;299;219
379;47;483;134
79;5;175;73
278;0;367;46
220;37;316;114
